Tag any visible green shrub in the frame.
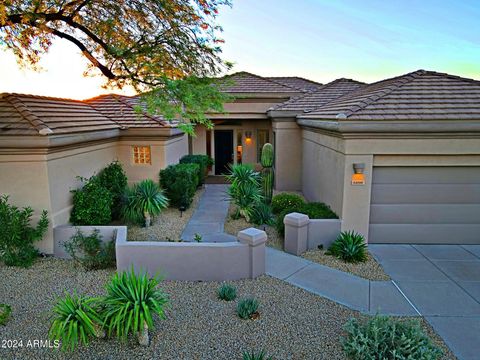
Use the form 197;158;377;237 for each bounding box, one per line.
122;179;169;227
179;155;213;185
226;164;262;222
0;194;49;267
49;292;102;351
237;298;259;319
97;161;127;220
102;268;168;344
243;350;272;360
275;202;338;236
0;304;12;325
342;315;443;360
194;233;203;242
70;175;113;225
63;229;116;270
326;231;367;263
271;193;305;214
250;202;274;226
217;284;237;301
160;163;199;209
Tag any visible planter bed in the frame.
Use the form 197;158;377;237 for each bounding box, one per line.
0;259;454;360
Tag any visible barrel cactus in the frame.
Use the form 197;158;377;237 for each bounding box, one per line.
261;143;274;204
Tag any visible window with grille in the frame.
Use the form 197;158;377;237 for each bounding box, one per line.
132;145;151;165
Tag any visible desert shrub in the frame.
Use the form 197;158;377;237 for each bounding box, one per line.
226;164;262;222
70;175;113;225
271;193;305;214
179;154;213;186
243;350;272;360
342;315;443;360
275;202;338;236
326;231;367;263
97;161;127;219
250;202;274;226
102;268;168;345
217;284;237;301
237;298;259;319
0;194;49;267
49;292;103;351
160;163;199;209
63;229;116;270
0;304;12;325
122;180;169;227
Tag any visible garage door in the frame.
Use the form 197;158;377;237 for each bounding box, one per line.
369;167;480;244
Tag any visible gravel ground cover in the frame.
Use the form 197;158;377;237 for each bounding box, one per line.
302;250;390;281
0;259;454;360
127;187;204;241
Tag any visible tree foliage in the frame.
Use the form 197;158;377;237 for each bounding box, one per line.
0;0;233;134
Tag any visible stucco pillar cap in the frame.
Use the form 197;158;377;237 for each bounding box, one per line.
238;228;267;247
284;212;310;227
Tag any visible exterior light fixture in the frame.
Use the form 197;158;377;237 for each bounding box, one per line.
245;131;252;145
352;163;365;174
351;163;366;185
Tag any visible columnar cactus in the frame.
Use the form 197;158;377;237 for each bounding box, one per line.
261;143;274;204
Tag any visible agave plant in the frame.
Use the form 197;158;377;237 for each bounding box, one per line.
101;268;168;346
243;350;273;360
122;179;169;227
227;182;262;222
225;163;261;188
326;231;367;263
49;292;103;351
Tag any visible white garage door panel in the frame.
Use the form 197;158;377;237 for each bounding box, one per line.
370;204;480;224
369;167;480;244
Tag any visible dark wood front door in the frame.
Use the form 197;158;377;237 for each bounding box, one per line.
214;130;234;175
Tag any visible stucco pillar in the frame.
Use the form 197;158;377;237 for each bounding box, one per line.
237;228;267;278
283;212;310;255
340;155;374;241
272;119;302;191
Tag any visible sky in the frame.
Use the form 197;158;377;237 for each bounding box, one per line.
0;0;479;99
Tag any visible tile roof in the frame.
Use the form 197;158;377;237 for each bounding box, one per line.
85;94;168;128
0;93;119;136
300;70;480;121
272;78;366;112
220;72;303;94
266;77;323;92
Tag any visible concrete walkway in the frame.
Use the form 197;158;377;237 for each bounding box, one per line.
181;184;237;243
266;247;418;315
370;244;480;360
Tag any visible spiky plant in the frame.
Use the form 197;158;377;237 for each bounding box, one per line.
260;143;274;204
227;182;262;222
49;292;102;351
237;298;259;320
0;304;12;325
217;284;237;301
326;231;367;263
101;268;168;346
225;164;261;188
122;180;169;227
250;202;274;226
243;350;273;360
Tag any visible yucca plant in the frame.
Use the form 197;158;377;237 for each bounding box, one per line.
225;163;261;188
122;179;169;227
237;298;259;320
326;231;367;263
243;349;273;360
101;268;168;346
49;292;103;351
250;202;274;226
227;182;262;222
217;283;237;301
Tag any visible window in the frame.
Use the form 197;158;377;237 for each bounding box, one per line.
236;131;243;164
132;145;151;165
257;129;270;162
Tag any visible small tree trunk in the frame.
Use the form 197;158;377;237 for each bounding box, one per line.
137;322;149;346
94;324;106;339
144;212;151;227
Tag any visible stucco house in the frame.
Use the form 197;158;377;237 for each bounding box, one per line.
1;69;479;253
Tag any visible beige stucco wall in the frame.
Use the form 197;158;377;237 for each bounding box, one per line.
300;125;480;241
272;119;303;191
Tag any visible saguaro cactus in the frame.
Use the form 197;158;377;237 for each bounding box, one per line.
261;143;274;204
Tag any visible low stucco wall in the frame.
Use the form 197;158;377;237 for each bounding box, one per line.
284;212;341;256
116;228;267;281
54;225;126;259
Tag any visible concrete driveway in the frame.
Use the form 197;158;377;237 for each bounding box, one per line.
369;244;480;360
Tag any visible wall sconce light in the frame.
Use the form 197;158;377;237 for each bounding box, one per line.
351;163;365;185
245;131;252;145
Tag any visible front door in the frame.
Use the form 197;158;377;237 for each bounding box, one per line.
214;130;234;175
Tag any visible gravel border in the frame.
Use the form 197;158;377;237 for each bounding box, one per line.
0;259;455;360
302;249;391;281
126;187;204;241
